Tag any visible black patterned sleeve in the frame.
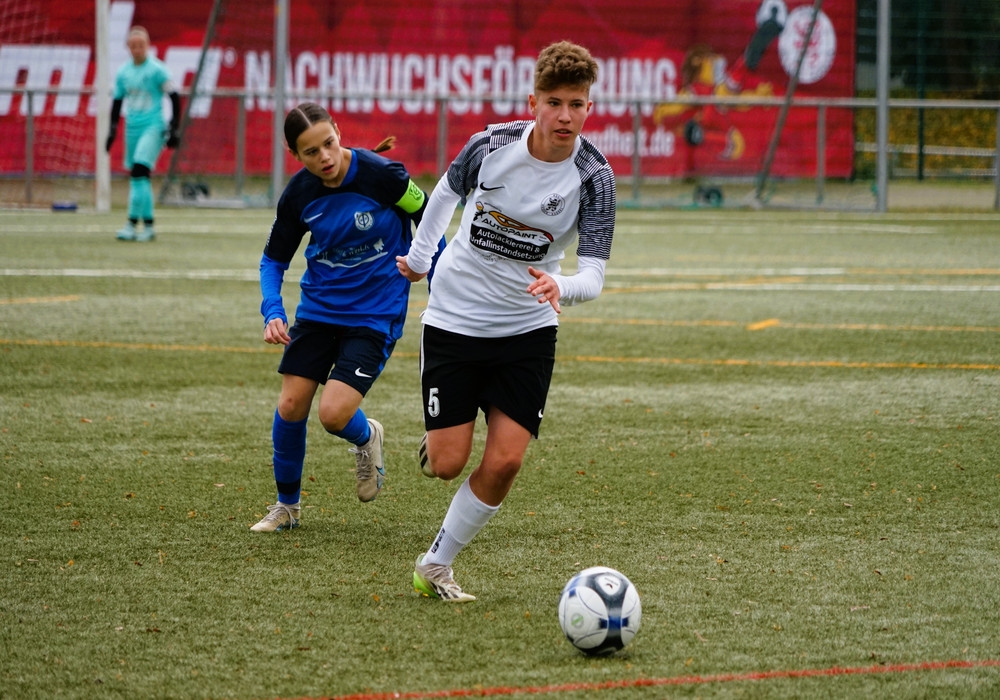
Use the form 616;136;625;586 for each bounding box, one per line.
575;140;616;261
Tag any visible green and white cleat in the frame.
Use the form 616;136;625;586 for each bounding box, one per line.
250;502;300;532
417;433;434;478
413;555;476;602
115;223;137;241
351;419;384;502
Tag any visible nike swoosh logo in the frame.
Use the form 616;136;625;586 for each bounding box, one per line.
305;213;323;223
355;368;373;378
480;183;504;191
538;410;544;419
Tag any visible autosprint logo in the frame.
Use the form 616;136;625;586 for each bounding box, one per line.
468;202;553;263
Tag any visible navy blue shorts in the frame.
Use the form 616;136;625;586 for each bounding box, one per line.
278;320;395;395
419;324;556;437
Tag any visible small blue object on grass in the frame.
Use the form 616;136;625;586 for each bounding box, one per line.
51;201;78;212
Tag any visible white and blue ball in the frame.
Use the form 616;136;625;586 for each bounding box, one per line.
558;566;641;655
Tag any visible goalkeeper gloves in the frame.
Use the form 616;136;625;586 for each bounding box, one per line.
166;127;180;149
105;127;116;152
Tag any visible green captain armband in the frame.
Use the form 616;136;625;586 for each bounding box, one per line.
396;179;426;214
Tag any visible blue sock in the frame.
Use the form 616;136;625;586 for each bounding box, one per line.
272;410;307;505
330;408;370;445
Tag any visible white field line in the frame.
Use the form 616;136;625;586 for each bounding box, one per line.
0;268;258;281
615;224;945;234
604;282;1000;292
4;267;999;292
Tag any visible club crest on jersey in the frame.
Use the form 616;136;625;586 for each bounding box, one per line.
354;211;375;231
540;193;565;216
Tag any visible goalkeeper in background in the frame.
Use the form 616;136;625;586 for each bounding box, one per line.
105;26;180;242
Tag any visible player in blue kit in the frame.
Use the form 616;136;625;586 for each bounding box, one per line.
251;102;430;532
396;41;616;600
105;26;180;242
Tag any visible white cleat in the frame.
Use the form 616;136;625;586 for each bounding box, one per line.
351;419;384;502
250;501;300;532
413;555;476;602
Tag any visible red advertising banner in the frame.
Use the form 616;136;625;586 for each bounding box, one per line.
0;0;856;179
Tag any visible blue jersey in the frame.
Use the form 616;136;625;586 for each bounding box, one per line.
113;57;173;131
260;149;424;341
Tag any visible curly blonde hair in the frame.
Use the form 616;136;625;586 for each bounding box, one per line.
534;41;598;93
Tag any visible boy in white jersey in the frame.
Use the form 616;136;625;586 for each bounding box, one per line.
396;41;616;601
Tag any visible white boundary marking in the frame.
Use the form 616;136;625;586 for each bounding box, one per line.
1;268;258;281
4;268;998;292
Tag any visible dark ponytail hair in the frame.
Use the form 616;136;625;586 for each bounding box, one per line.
284;102;395;155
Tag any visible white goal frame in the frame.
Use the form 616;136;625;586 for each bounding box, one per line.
95;0;111;212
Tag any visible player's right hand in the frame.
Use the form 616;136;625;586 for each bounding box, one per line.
395;255;428;283
105;128;116;152
263;317;291;346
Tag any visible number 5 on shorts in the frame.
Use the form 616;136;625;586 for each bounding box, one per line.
427;387;440;417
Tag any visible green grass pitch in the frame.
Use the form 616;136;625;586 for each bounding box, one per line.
2;204;999;699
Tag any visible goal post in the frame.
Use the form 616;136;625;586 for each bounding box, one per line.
271;0;289;208
95;0;111;212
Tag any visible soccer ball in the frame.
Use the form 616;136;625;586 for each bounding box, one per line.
558;566;641;655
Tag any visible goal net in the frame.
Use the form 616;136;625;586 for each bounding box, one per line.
0;0;278;209
0;0;101;208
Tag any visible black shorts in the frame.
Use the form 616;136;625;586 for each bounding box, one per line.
419;324;557;437
278;320;395;395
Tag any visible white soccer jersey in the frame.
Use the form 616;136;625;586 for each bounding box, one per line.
409;120;616;338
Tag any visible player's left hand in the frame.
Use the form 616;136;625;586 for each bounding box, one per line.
527;266;561;314
166;127;180;149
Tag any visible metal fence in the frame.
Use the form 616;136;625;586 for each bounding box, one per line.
3;87;998;211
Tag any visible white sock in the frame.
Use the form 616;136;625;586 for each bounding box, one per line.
423;478;499;567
